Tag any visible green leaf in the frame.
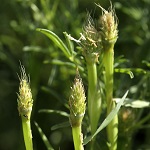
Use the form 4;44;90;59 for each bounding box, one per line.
114;98;150;108
115;68;147;78
36;28;73;61
43;59;84;71
142;60;150;68
51;121;70;130
34;122;54;150
23;46;45;52
38;109;69;117
114;55;129;68
83;91;128;145
115;68;134;78
44;59;76;66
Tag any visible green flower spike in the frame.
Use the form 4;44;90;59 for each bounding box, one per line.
80;13;101;64
17;65;33;120
69;72;86;127
96;3;118;50
17;64;33;150
69;71;86;150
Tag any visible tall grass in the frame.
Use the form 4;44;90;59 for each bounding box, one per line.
0;0;150;150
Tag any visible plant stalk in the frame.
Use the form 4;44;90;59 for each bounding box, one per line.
72;126;84;150
87;62;101;135
103;45;118;150
21;117;33;150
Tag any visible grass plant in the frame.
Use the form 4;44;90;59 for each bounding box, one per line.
13;1;150;150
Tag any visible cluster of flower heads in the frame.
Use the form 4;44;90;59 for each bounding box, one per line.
68;4;118;126
79;3;118;59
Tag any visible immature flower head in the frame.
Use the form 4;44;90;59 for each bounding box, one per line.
17;65;33;120
79;13;101;64
69;71;86;127
97;3;118;49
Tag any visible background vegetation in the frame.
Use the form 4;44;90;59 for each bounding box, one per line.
0;0;150;150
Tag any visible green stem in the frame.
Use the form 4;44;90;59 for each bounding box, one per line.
22;117;33;150
103;45;118;150
87;63;101;135
87;63;97;133
72;126;84;150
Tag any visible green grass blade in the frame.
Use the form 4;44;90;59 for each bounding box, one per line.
38;109;69;117
142;60;150;68
44;59;84;71
114;98;150;108
36;28;73;61
115;68;134;78
35;122;54;150
51;121;70;130
124;100;150;108
83;91;128;145
115;68;147;78
45;59;76;67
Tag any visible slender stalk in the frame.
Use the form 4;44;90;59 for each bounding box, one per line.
103;45;118;150
72;126;84;150
22;117;33;150
86;61;101;150
87;62;101;134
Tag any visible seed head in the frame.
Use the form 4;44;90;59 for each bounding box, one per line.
97;3;118;49
17;65;33;120
79;13;101;64
69;72;86;127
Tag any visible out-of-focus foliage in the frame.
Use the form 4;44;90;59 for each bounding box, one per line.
0;0;150;150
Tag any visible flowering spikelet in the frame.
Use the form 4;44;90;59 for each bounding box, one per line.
82;14;100;50
97;3;118;49
79;13;101;64
17;65;33;120
69;71;86;127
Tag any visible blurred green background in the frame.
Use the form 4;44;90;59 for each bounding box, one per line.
0;0;150;150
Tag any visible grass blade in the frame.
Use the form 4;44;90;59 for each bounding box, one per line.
35;122;54;150
43;59;84;71
83;91;128;145
51;121;70;130
39;109;69;117
114;98;150;108
36;28;73;61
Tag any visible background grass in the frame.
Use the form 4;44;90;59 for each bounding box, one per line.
0;0;150;150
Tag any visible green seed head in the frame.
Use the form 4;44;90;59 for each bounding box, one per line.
80;13;101;64
97;3;118;49
17;65;33;120
69;72;86;127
